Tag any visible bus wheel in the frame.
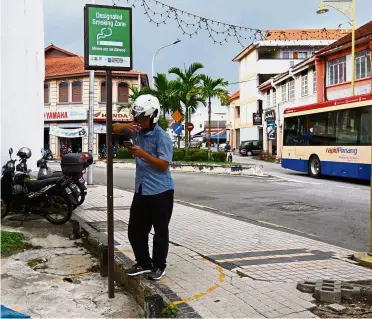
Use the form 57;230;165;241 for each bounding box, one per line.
308;155;321;178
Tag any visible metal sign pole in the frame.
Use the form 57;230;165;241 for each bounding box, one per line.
106;70;115;298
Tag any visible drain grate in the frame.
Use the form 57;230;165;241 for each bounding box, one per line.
87;220;128;232
268;202;321;212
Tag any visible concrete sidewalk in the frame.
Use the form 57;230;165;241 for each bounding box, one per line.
74;186;372;318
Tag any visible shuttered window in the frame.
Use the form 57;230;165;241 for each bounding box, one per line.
100;81;106;103
118;82;129;103
44;83;49;104
72;81;82;102
59;82;69;103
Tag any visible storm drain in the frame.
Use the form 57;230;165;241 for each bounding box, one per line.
268;202;321;212
87;220;128;232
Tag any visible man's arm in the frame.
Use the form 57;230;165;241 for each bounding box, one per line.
128;146;169;171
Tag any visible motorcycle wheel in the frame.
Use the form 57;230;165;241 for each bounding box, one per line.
44;194;72;225
77;183;86;206
1;199;9;219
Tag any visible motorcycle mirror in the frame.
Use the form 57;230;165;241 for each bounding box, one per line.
9;148;13;155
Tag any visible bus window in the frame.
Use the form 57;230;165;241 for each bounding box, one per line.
360;106;372;145
336;109;360;144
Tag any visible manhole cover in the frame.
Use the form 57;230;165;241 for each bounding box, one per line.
88;220;128;232
269;202;321;212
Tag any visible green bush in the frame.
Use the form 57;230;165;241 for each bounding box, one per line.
172;149;185;161
211;151;226;162
116;147;133;159
189;149;208;161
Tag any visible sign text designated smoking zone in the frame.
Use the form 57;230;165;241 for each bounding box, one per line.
85;5;132;70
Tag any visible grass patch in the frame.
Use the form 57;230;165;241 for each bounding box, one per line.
161;304;178;318
27;258;47;270
1;231;42;257
1;231;30;256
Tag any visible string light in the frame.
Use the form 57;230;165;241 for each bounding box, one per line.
114;0;345;48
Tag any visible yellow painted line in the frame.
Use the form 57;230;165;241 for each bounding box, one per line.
169;264;226;308
48;271;93;284
217;252;314;263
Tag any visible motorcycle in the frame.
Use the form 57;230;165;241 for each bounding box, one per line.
98;145;107;159
42;148;53;160
37;149;92;208
1;148;76;224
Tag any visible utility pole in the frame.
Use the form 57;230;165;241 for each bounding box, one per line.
87;0;95;185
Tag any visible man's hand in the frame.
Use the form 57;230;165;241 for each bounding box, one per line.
128;146;146;158
112;122;140;134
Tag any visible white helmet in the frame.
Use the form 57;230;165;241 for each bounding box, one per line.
131;94;160;124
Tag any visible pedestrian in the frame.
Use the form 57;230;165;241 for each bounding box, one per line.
112;95;174;280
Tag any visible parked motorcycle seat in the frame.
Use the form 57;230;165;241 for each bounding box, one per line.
25;177;61;191
38;171;63;180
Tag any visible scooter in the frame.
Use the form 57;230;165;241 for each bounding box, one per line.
2;148;76;224
37;149;92;208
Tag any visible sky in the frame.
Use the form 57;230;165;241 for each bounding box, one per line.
43;0;372;113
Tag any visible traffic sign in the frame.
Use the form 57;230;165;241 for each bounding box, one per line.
171;110;183;123
84;5;132;70
172;123;183;136
187;122;194;132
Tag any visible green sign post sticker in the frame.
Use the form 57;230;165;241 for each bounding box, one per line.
84;5;132;70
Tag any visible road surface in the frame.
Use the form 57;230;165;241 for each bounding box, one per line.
91;156;370;252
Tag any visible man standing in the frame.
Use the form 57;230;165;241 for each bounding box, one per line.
113;95;174;280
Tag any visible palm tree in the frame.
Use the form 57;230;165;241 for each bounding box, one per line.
199;75;230;158
169;62;205;147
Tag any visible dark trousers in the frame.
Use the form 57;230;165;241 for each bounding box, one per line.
128;189;174;270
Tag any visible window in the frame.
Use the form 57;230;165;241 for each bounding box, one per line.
336;109;360;145
282;51;290;59
283;106;372;146
235;106;240;118
288;80;295;101
301;73;308;97
327;57;346;85
313;69;317;94
273;90;277;106
72;81;82;102
267;91;271;107
200;124;202;128
58;82;69;103
281;83;287;102
298;52;308;59
355;49;371;80
44;83;49;104
100;81;106;103
118;82;129;103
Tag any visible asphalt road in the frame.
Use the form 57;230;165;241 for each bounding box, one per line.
91;156;370;252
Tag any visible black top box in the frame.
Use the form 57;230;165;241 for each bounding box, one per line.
61;153;92;174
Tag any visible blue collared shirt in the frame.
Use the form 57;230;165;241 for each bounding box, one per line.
132;124;174;195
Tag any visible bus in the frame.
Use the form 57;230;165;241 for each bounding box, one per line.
281;94;371;180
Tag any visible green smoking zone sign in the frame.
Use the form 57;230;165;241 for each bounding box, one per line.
84;5;132;70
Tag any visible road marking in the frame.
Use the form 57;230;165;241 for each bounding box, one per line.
336;185;364;190
270;174;323;185
48;271;93;284
175;199;319;238
216;252;313;263
169;264;226;307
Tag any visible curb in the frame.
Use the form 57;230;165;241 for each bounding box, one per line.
95;161;265;176
71;214;200;318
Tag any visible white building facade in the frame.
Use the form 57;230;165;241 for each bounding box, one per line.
1;0;45;169
228;29;348;149
259;57;317;157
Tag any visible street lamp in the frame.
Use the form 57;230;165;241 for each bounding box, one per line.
151;39;181;88
316;0;356;96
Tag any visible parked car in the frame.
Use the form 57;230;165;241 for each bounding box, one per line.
239;140;263;156
189;139;201;149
